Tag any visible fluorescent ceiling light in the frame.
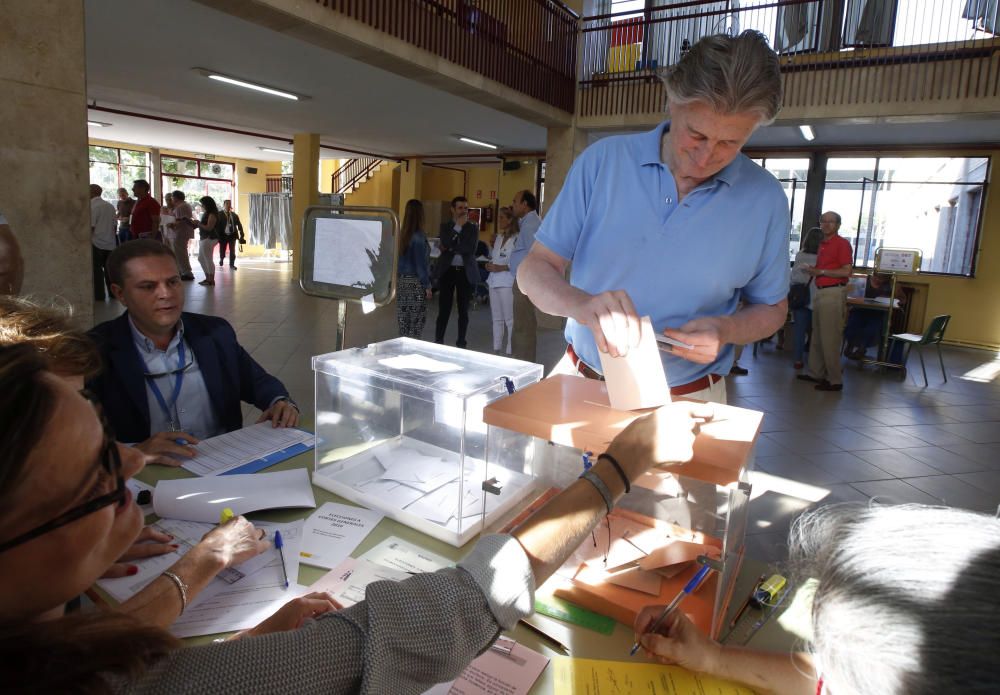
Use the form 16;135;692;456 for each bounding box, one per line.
259;147;293;155
204;72;301;101
458;136;498;150
799;125;815;141
87;120;111;127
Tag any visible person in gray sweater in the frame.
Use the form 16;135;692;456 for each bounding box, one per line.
0;342;708;693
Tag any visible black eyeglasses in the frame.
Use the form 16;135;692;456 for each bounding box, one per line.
0;395;125;555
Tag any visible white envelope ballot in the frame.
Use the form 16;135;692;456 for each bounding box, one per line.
598;315;670;411
152;468;316;523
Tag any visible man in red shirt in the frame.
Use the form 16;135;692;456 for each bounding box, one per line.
129;179;160;241
797;211;853;391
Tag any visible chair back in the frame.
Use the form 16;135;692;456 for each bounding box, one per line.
922;314;951;345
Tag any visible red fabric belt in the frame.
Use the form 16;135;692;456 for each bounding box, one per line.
565;345;722;397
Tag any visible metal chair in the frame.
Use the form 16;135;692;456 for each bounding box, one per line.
889;314;951;386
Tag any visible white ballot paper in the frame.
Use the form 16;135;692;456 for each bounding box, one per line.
359;536;452;574
422;637;550;695
152;468;316;523
181;422;314;476
299;502;384;569
171;522;306;638
598;315;670;411
310;557;410;607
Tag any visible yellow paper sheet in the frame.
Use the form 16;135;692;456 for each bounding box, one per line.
553;657;757;695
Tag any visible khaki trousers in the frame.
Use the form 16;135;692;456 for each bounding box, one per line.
511;281;537;363
808;285;848;385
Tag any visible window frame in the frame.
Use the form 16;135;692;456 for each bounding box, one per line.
87;146;152;200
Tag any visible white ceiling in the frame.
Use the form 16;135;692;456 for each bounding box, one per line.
84;0;547;160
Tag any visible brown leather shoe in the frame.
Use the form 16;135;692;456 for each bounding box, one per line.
796;374;822;383
815;382;843;392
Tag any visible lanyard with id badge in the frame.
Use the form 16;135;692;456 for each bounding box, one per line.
144;339;188;431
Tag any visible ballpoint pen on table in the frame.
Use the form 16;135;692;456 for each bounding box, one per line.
629;563;713;657
274;530;290;589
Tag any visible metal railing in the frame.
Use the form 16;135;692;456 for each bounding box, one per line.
579;0;1000;118
265;175;293;194
331;157;385;195
315;0;578;112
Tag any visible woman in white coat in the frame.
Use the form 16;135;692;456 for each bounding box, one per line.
485;207;519;355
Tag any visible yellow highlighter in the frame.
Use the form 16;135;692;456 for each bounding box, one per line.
219;507;234;525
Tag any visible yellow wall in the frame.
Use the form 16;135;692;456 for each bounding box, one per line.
319;158;348;194
422;166;465;201
498;159;539;210
465;166;500;239
343;161;397;208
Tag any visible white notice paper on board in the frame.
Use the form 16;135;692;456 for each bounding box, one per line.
598;315;670;411
313;217;382;288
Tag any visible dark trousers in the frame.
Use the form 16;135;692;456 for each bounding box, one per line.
92;245;112;300
219;236;238;266
435;266;472;347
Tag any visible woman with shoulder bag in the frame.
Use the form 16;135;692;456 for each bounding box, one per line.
790;227;822;369
194;197;223;286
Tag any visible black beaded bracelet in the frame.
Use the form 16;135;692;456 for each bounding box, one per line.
597;453;630;494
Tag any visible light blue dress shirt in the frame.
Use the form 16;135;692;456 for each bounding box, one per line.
509;210;541;278
128;316;223;440
535;121;790;387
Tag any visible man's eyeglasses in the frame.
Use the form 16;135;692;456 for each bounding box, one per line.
0;393;125;554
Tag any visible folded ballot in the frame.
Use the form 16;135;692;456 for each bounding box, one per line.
153;468;316;523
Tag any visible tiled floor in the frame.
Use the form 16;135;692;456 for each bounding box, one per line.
95;258;1000;566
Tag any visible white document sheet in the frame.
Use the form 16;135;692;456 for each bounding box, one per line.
422;638;550;695
170;522;305;638
378;354;463;373
598;315;670;411
152;468;316;523
359;536;452;574
181;422;315;476
310;557;410;607
298;502;384;569
376;450;459;493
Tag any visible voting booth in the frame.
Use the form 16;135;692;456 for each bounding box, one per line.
311;338;544;546
484;375;762;639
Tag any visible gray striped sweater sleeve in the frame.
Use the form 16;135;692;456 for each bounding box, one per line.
120;534;534;695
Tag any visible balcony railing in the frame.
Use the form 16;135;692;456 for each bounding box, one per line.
316;0;579;112
579;0;1000;119
266;175;293;194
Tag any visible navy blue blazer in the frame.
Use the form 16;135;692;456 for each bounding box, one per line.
87;311;290;443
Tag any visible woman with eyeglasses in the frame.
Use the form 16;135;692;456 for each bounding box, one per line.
0;297;274;629
0;342;711;693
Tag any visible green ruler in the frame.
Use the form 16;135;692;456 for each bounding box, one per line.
534;595;616;635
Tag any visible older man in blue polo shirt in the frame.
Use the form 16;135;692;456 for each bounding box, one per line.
518;31;790;404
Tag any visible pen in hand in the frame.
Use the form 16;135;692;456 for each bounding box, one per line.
275;530;289;589
630;564;712;657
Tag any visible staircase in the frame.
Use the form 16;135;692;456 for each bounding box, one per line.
331;157;386;196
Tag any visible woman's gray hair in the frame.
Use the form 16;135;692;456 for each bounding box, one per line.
663;31;782;125
789;504;1000;694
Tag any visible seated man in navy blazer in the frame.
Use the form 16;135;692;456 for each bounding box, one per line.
88;240;299;466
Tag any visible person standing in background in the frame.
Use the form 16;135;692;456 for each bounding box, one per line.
218;199;244;270
508;190;541;362
160;193;177;250
116;187;135;245
89;184;117;301
129;180;160;241
193;196;223;286
167;191;196;282
790;227;822;370
433;196;479;348
396;199;432;339
485;208;519;355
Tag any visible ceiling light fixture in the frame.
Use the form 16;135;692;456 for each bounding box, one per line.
458;136;498;150
195;68;304;101
259;147;294;155
799;125;815;141
87;120;111;127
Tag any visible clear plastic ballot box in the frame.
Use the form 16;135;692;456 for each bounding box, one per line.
311;338;543;547
483;375;762;639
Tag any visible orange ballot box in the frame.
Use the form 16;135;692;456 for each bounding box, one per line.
482;375;763;638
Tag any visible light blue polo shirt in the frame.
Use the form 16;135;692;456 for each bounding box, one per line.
535;121;790;387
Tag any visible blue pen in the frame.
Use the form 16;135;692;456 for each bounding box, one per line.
274;530;289;589
629;564;713;657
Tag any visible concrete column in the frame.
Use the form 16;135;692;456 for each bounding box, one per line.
397;158;423;223
544;125;589;212
150;148;162;202
0;0;92;324
291;133;320;278
801;153;828;245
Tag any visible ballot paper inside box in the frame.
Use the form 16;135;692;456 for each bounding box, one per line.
311;338;543;547
482;375;762;639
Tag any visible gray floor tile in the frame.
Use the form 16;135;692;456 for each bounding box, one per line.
850;426;932;449
755;455;844;486
891;424;973;447
898;446;991;474
902;475;1000;513
936;422;1000;444
762;431;842;455
815;428;891;451
849;479;945;505
850;448;941;478
804;451;894;483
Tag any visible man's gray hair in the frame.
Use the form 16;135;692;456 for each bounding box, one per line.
789;504;1000;694
663;30;782;124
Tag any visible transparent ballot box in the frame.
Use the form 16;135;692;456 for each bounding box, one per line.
311;338;543;547
483;375;761;639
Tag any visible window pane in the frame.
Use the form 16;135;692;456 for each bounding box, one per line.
877;157;988;185
763;158;810;259
122;165;149;186
162;157;198;176
89;146;119;164
826;157;878;183
201;161;233;180
89;162;119;199
120;149;148;167
206;181;233;204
